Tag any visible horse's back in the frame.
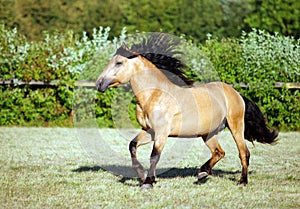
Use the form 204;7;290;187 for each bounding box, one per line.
196;82;243;108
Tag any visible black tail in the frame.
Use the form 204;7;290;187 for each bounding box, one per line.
240;94;278;144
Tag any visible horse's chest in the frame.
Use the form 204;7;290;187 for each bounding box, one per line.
136;97;176;130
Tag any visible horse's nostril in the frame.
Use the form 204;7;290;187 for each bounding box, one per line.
95;79;102;91
95;78;111;92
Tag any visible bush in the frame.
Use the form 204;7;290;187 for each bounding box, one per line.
201;29;299;131
239;29;299;130
0;25;299;131
0;25;126;127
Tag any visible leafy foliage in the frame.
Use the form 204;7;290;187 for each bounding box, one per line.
238;29;299;130
1;0;299;43
245;0;300;38
201;30;299;130
0;25;126;127
177;0;224;41
0;25;299;130
240;29;300;82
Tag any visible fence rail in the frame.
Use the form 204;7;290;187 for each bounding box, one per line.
0;79;299;89
0;80;96;88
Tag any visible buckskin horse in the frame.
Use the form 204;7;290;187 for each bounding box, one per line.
96;33;278;189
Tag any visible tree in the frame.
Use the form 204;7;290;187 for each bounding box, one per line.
0;0;124;40
176;0;223;42
120;0;179;34
245;0;300;38
219;0;251;38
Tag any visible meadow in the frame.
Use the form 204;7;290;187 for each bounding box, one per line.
1;127;299;208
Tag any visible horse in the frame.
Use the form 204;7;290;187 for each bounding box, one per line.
96;33;278;189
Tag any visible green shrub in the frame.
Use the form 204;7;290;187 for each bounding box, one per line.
0;25;299;131
239;29;299;130
201;29;299;131
240;29;299;83
0;25;126;127
0;85;72;126
200;36;244;85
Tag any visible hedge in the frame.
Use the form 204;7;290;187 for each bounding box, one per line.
0;25;299;131
201;30;299;130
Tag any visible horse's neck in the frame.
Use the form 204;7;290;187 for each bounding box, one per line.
130;59;176;102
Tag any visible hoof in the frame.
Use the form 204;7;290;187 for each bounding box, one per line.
238;179;248;186
238;176;248;185
198;172;209;180
141;176;155;189
141;183;153;189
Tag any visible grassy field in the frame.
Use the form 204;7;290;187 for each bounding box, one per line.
0;127;299;208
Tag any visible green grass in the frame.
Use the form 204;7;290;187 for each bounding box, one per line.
0;127;299;208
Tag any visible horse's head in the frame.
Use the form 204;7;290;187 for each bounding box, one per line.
96;54;137;92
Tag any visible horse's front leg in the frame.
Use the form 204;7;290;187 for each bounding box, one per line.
141;131;169;189
129;129;154;181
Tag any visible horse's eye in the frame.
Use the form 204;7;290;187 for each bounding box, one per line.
116;61;122;66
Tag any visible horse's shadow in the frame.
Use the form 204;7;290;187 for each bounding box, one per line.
72;165;249;186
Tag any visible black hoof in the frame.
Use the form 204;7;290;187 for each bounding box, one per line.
238;178;248;185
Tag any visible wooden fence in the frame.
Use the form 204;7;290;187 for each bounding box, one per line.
0;79;299;89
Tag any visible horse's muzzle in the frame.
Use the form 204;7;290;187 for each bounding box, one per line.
96;78;107;92
96;78;115;92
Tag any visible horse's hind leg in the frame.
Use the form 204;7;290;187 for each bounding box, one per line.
129;129;154;181
227;118;250;185
198;135;225;180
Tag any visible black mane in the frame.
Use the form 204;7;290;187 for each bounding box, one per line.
115;33;194;86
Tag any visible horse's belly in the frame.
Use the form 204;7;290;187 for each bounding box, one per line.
170;117;211;137
170;103;226;137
